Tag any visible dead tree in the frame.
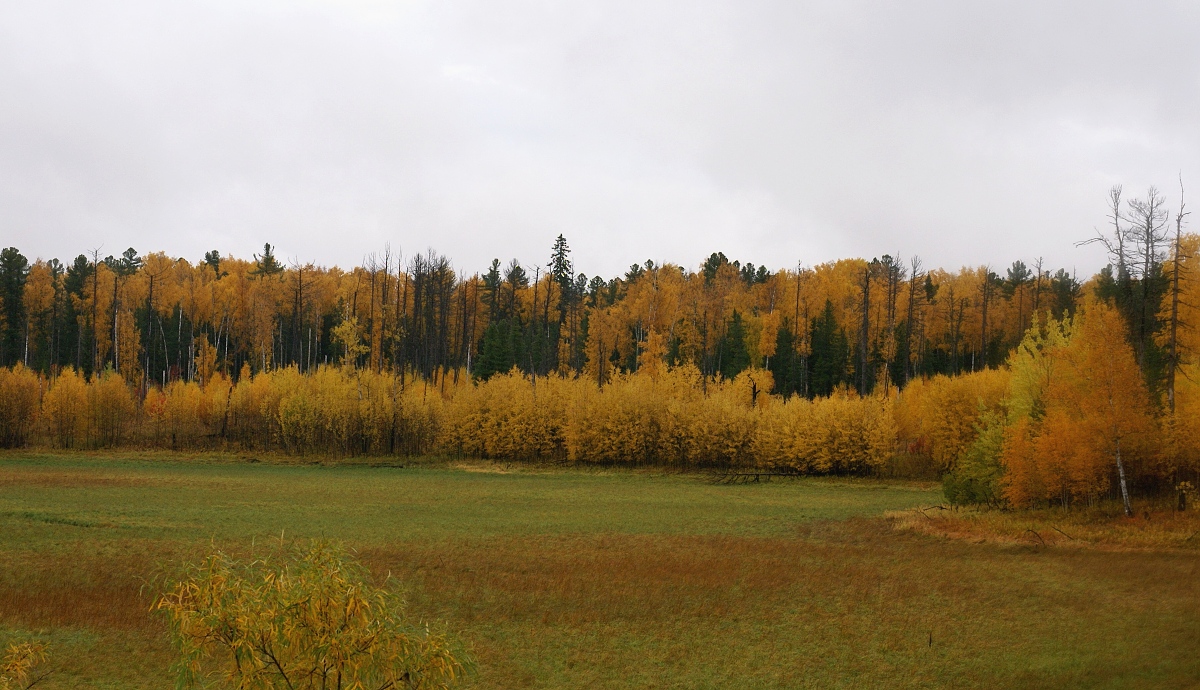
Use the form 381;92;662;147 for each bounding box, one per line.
1165;177;1192;413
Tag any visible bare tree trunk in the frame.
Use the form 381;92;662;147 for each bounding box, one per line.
111;273;120;371
531;266;540;380
905;257;922;385
90;248;101;375
859;263;871;395
979;269;991;371
144;273;154;393
1032;257;1044;317
1115;438;1132;517
1166;179;1189;413
882;255;903;395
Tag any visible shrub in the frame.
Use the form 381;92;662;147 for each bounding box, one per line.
0;640;49;690
444;369;569;461
943;412;1005;506
155;540;471;690
754;390;894;474
894;369;1009;471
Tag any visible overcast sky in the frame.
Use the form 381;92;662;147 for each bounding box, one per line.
2;1;1197;278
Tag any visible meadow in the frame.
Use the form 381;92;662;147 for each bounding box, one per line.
1;454;1197;689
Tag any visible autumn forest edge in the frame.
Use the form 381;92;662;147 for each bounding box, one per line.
2;184;1199;513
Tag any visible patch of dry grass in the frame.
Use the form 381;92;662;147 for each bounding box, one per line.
891;500;1200;551
0;466;169;489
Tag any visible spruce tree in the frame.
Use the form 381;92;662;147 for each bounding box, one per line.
0;247;30;366
251;243;283;277
769;323;802;398
719;311;750;379
808;300;848;397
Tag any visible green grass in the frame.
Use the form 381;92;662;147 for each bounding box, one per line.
1;454;1197;689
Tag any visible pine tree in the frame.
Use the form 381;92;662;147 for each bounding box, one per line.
473;320;517;381
64;254;92;373
768;322;803;398
203;250;225;278
0;247;30;366
549;235;573;304
808;300;848;397
719;311;750;380
481;259;502;322
250;243;283;278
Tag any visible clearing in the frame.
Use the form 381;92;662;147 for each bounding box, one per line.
0;454;1197;689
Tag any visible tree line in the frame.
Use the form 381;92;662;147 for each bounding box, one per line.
1;183;1197;511
0;237;1085;398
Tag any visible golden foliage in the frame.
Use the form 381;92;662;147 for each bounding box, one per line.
755;391;894;473
0;365;41;447
1000;302;1157;507
442;365;896;471
3;356;910;471
1166;362;1200;474
1005;311;1073;423
88;369;136;448
444;369;570;461
41;366;88;448
223;367;444;456
145;380;210;448
0;641;49;690
564;366;693;465
893;369;1009;471
155;541;471;690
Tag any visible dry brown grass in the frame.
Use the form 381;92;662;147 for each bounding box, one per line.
0;544;189;633
890;501;1200;551
0;469;167;489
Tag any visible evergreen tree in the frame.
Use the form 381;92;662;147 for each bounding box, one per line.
204;250;226;278
549;235;573;306
1049;269;1080;319
250;243;283;278
888;320;911;390
701;252;729;284
502;260;528;319
0;247;30;366
106;247;142;277
808;300;848;397
482;259;502;322
769;322;803;398
718;311;750;380
474;319;523;381
64;254;92;373
586;276;606;307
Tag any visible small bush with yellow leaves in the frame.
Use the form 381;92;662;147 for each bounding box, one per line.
0;640;49;690
155;540;472;690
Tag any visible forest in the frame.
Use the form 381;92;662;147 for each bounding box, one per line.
1;185;1198;513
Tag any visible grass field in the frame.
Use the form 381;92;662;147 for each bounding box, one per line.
1;454;1198;689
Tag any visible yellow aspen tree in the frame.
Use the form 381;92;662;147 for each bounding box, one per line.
88;369;135;447
22;261;56;367
0;365;41;447
42;367;88;447
1000;418;1041;507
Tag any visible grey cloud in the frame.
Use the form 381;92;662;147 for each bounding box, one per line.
2;1;1197;278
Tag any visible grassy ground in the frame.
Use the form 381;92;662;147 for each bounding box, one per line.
892;500;1200;550
1;453;1197;689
